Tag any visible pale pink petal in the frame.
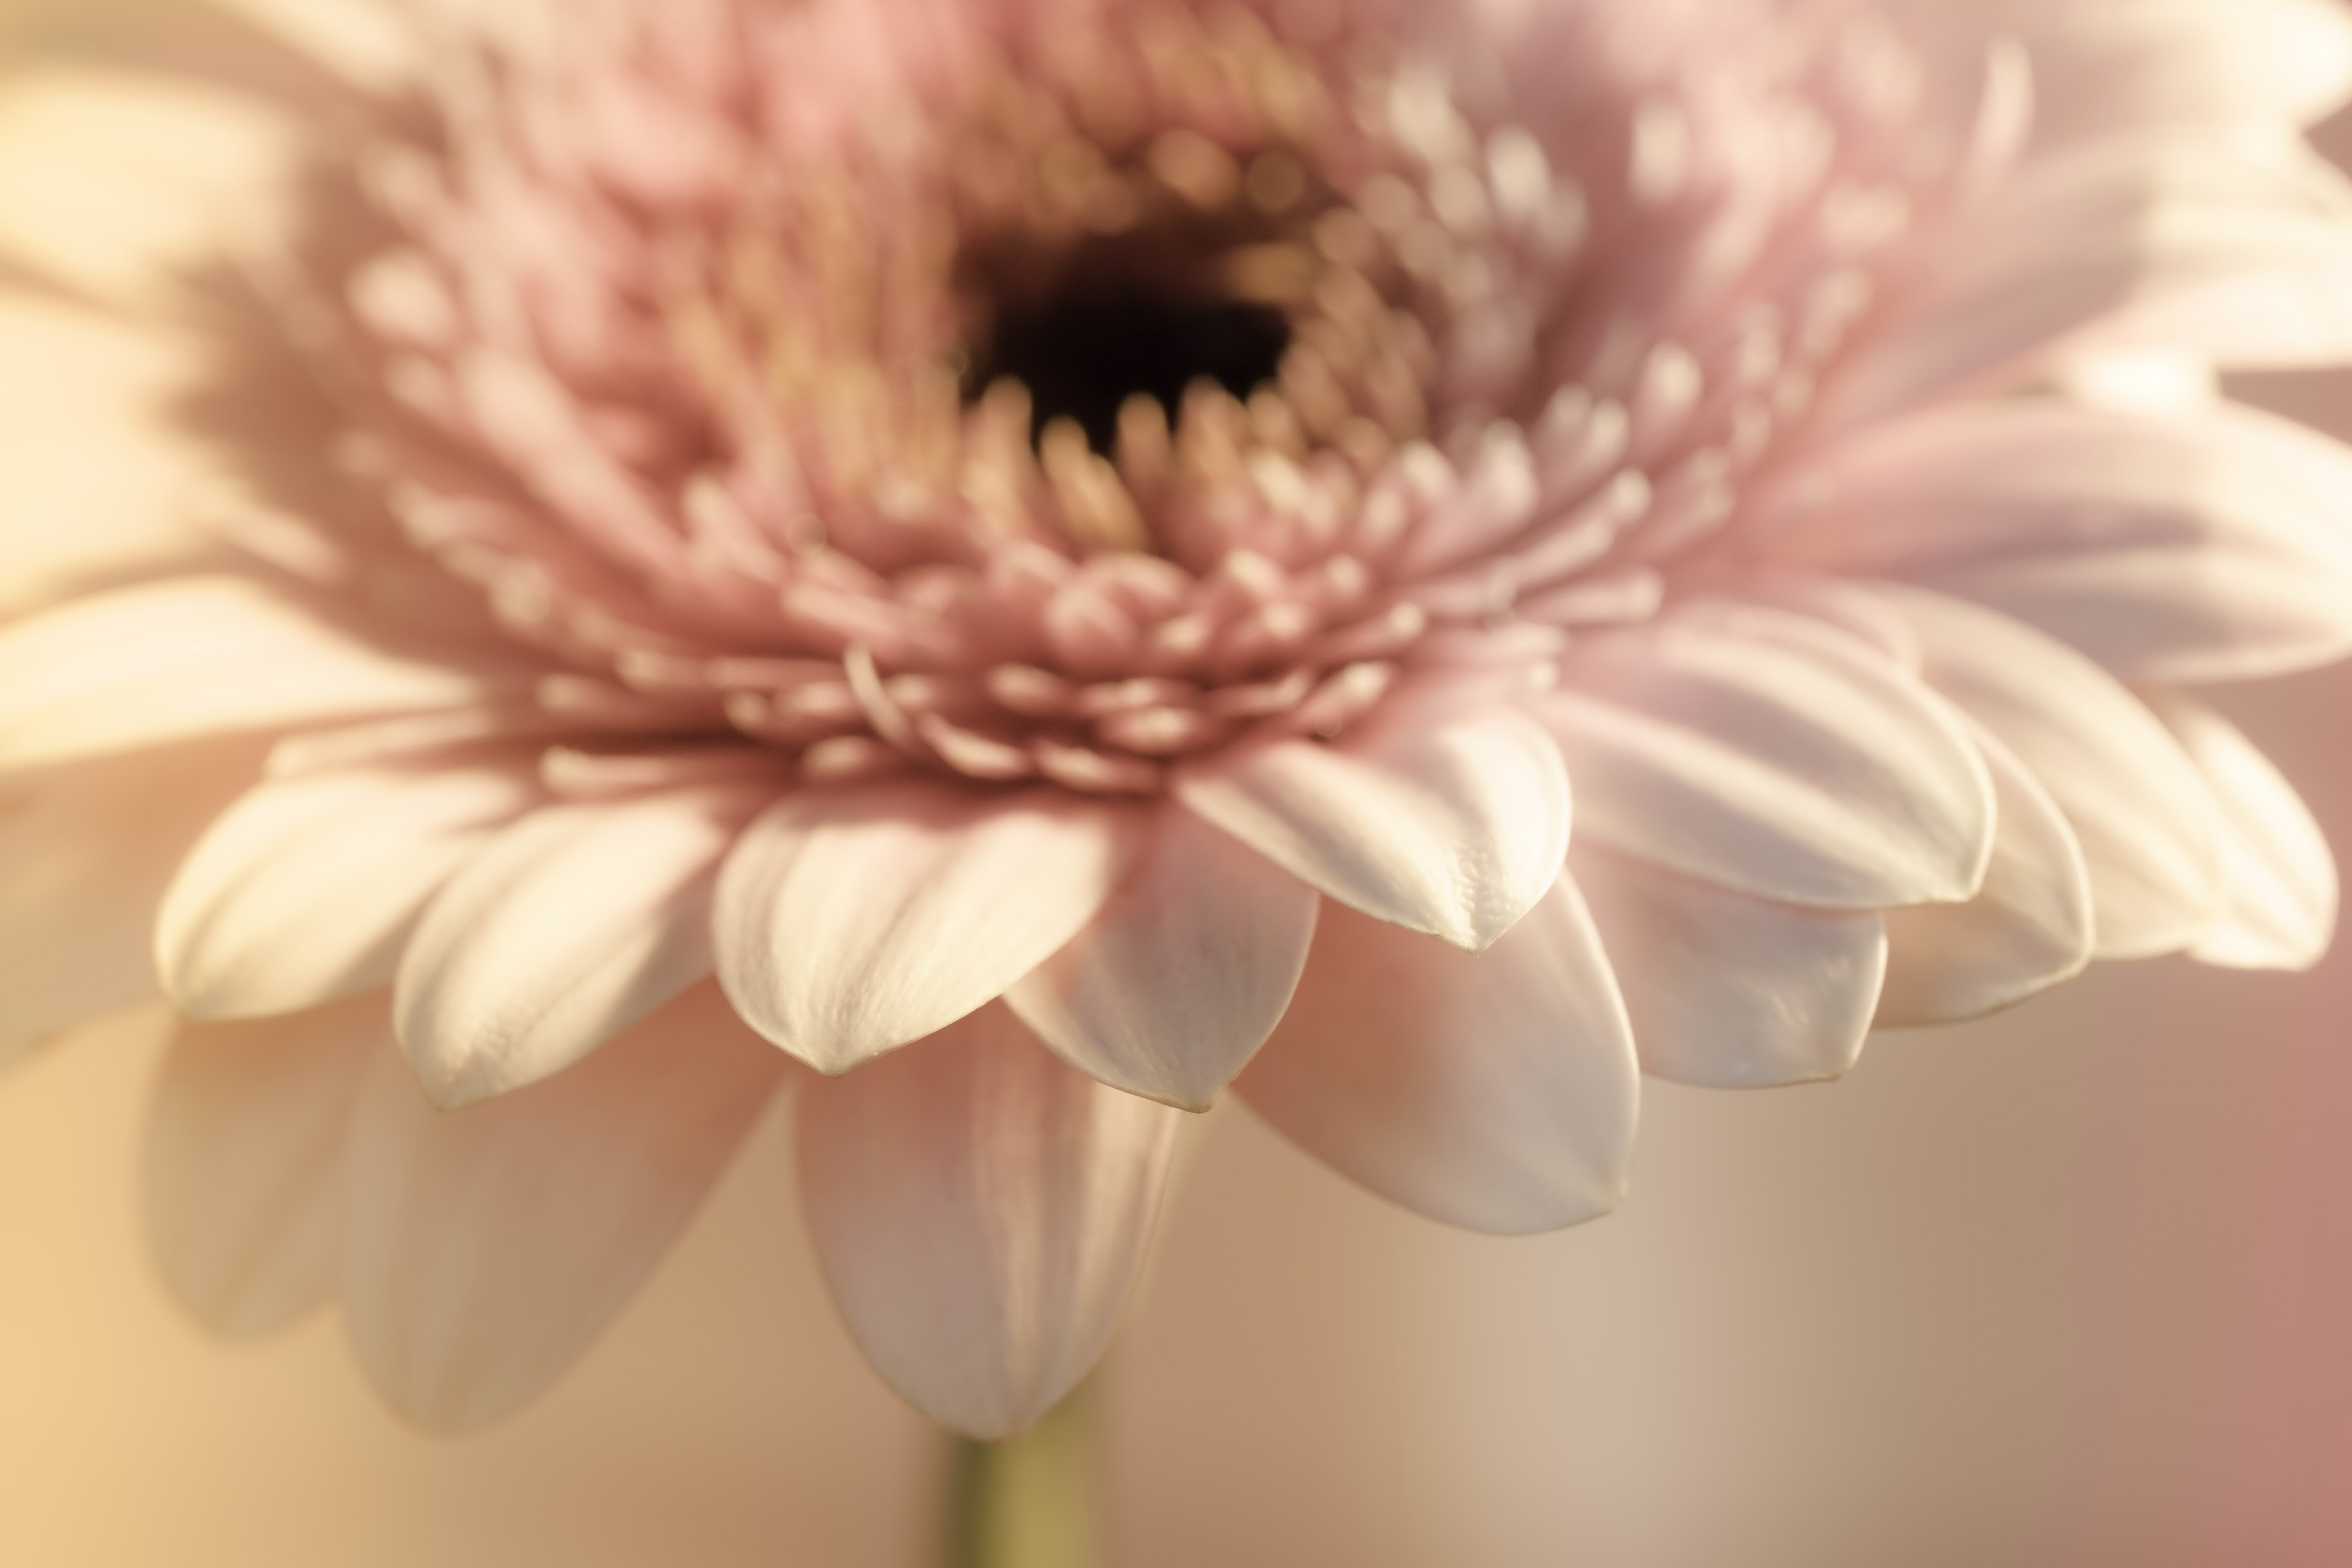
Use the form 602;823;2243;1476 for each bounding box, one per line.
1174;689;1570;952
395;787;764;1108
0;63;298;306
1885;586;2223;959
1762;399;2352;682
157;757;538;1022
143;992;382;1339
0;575;496;773
0;735;266;1063
1827;133;2352;422
1529;612;1993;909
1005;805;1317;1112
796;1001;1180;1439
1239;880;1638;1236
343;981;784;1433
2152;694;2338;971
1878;720;2096;1026
1572;844;1886;1090
715;782;1137;1075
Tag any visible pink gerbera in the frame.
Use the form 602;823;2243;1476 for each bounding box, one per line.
2;0;2351;1439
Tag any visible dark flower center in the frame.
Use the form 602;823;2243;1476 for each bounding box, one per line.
965;288;1291;455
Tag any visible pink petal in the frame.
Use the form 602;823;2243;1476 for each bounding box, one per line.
715;782;1137;1076
1238;880;1639;1236
2152;695;2339;971
1005;805;1318;1112
0;735;266;1063
158;757;538;1022
396;787;764;1109
1761;400;2352;682
343;981;785;1433
0;575;495;773
796;1002;1180;1439
143;992;382;1339
1572;845;1886;1090
1877;720;2096;1026
1529;610;1993;910
1885;587;2223;959
1174;688;1570;952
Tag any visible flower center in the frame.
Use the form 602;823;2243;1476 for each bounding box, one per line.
222;2;1964;801
962;274;1290;459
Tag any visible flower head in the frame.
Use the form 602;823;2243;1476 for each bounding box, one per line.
4;0;2351;1437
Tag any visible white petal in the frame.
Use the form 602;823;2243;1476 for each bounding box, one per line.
0;735;265;1063
797;1002;1180;1439
2153;695;2338;971
715;783;1136;1075
1878;721;2097;1026
1005;806;1318;1112
1174;688;1570;952
158;757;538;1021
343;981;784;1433
1885;587;2223;959
143;992;382;1339
1239;879;1639;1236
1762;399;2352;682
1572;845;1886;1090
0;574;495;773
396;787;763;1109
1530;610;1993;909
0;62;299;307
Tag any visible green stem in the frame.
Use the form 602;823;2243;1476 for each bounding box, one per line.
944;1385;1100;1568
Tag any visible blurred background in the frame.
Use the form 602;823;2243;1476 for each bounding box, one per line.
5;25;2352;1568
1;611;2349;1568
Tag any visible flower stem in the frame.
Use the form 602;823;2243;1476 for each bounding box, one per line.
944;1386;1100;1568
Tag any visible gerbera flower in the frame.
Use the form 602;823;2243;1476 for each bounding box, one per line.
2;0;2350;1441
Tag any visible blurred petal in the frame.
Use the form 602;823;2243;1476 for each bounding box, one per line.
1886;586;2223;959
1828;133;2352;421
1764;399;2352;682
0;293;225;617
0;62;299;306
158;757;537;1021
1006;805;1318;1112
1175;691;1570;952
2153;695;2338;971
0;734;266;1063
343;981;784;1433
396;787;762;1108
1240;878;1638;1236
142;991;381;1339
1878;720;2097;1026
1530;611;1993;909
2013;0;2352;137
1573;844;1886;1089
797;1002;1180;1439
0;575;495;773
716;782;1136;1075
